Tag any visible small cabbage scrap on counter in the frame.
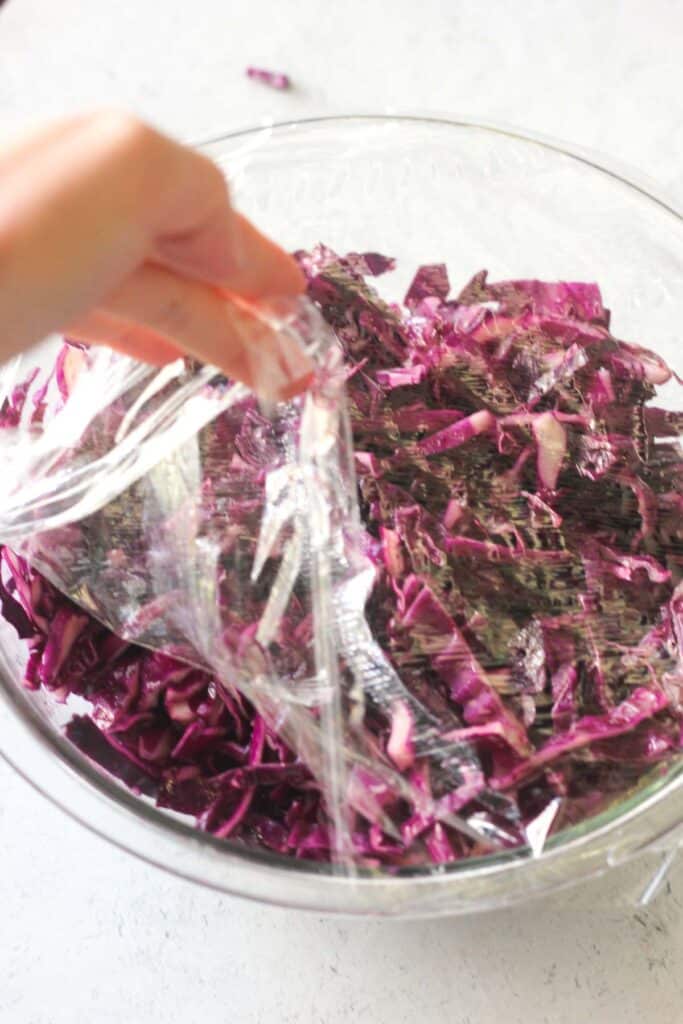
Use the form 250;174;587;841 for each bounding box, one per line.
245;66;291;90
1;245;682;868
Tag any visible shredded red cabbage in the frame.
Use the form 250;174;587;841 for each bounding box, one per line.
2;247;682;868
245;66;291;90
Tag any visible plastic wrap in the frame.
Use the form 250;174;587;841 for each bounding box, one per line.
0;297;521;870
0;250;681;878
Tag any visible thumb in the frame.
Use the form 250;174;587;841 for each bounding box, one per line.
153;211;306;300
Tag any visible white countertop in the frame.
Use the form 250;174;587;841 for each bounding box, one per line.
1;2;682;1021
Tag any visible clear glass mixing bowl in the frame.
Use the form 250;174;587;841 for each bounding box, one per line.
1;115;682;917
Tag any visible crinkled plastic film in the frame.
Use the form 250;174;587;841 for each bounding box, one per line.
0;247;682;884
0;298;519;872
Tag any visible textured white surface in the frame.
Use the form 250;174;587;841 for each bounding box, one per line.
0;1;682;1021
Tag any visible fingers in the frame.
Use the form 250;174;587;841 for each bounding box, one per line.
154;212;305;300
0;112;305;365
65;310;185;366
67;262;313;401
219;214;306;299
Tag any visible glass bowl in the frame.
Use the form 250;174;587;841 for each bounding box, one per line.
1;115;682;917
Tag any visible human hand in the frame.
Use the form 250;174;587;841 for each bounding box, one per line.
0;112;312;401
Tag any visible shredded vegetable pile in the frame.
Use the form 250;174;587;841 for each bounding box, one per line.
1;246;682;866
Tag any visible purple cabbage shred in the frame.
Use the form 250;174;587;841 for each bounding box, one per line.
245;66;291;90
2;247;682;868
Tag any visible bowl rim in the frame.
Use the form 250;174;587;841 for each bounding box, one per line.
1;112;682;916
198;111;682;220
